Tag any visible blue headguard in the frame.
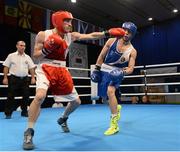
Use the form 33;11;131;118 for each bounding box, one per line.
122;22;137;38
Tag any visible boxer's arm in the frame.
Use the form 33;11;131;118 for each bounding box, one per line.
96;38;114;66
2;66;9;85
33;31;45;59
71;28;125;41
71;31;105;41
123;48;137;75
29;68;36;84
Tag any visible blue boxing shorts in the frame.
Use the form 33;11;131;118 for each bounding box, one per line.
98;63;123;100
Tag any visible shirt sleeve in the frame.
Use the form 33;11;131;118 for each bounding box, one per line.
3;54;11;67
27;55;36;69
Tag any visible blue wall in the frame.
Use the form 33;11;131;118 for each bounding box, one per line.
133;16;180;66
1;15;180;67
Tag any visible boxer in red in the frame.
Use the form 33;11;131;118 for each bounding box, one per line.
23;10;125;150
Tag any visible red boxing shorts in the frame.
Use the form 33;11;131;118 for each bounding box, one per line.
42;64;74;95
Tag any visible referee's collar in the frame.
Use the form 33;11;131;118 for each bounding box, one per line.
16;51;25;56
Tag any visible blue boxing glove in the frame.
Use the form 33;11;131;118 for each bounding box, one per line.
91;65;101;83
109;69;124;82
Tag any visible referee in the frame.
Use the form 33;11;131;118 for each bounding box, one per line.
2;41;36;119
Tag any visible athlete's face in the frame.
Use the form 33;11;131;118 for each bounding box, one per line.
63;19;72;33
16;41;26;54
122;28;132;41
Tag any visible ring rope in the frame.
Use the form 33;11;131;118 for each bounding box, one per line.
121;84;145;87
145;62;180;68
146;72;180;77
146;82;180;86
0;61;180;101
0;81;179;89
147;92;180;95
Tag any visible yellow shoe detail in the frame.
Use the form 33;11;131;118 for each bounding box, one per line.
104;126;119;135
105;115;119;135
117;105;121;120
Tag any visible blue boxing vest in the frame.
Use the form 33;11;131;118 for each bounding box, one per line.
98;38;133;99
104;38;133;68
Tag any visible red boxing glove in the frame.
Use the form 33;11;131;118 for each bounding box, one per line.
42;34;63;56
104;28;125;37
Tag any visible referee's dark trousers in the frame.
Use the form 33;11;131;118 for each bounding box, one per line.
5;75;30;117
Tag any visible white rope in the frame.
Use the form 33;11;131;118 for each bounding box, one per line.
122;92;180;96
1;72;179;78
124;75;144;78
0;94;91;100
147;92;180;95
0;96;29;100
4;82;180;89
1;60;180;70
146;72;180;77
121;84;145;87
47;94;91;98
121;93;146;96
120;82;180;87
134;65;144;69
30;85;36;88
78;94;91;96
72;77;90;79
147;82;180;86
0;85;7;88
2;92;180;100
0;84;91;88
74;85;90;88
68;67;91;71
145;62;180;68
1;60;180;101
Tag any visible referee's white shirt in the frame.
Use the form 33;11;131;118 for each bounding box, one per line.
3;51;36;77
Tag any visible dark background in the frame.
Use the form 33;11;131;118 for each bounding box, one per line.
0;1;180;111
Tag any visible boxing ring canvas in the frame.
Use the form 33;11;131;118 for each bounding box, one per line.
0;104;180;151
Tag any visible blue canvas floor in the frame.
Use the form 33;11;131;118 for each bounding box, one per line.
0;104;180;151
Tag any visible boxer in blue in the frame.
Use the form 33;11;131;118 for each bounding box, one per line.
91;22;137;135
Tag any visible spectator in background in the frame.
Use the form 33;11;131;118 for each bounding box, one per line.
2;41;36;119
131;96;139;104
141;95;151;104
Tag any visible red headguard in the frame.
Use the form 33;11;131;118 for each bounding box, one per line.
52;11;73;33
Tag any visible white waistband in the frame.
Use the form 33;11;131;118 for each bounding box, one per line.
101;63;122;73
39;59;66;67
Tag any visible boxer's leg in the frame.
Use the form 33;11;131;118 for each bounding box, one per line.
104;85;121;136
23;66;49;150
58;97;81;132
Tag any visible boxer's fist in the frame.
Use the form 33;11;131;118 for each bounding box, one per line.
42;34;63;56
104;28;125;37
91;65;101;83
109;69;124;82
